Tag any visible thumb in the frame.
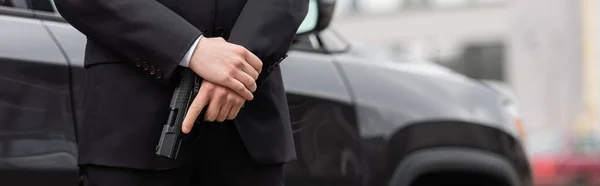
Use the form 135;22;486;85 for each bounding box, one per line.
182;92;208;134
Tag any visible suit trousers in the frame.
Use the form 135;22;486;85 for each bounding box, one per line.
79;121;285;186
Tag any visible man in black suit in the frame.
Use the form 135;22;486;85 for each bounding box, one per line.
53;0;308;185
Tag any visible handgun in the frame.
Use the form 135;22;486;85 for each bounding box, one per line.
155;54;288;159
155;68;201;159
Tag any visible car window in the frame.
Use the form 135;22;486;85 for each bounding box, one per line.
0;0;28;9
1;0;14;7
29;0;54;12
0;0;54;12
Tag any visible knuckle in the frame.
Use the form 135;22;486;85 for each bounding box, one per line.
227;95;237;104
218;91;228;100
234;45;246;55
243;76;253;85
228;110;237;117
203;82;215;90
236;84;246;92
250;72;259;79
212;85;223;93
213;91;225;101
231;59;244;67
204;108;212;115
218;75;229;84
205;114;215;121
257;60;263;69
212;37;224;42
234;98;244;106
204;86;215;94
212;113;219;119
211;89;222;98
226;69;237;78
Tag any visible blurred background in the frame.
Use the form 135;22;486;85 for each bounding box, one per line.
1;0;599;185
324;1;600;184
329;0;600;155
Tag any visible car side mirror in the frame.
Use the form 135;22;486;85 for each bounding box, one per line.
314;0;336;32
295;0;336;35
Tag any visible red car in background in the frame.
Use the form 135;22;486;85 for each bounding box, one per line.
528;129;600;186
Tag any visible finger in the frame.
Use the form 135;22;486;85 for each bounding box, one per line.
238;59;259;81
204;94;224;122
224;78;254;101
227;100;243;120
182;92;208;134
231;69;257;92
216;100;232;122
244;51;263;74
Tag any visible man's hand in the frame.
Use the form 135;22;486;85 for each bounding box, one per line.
189;37;262;101
181;80;245;134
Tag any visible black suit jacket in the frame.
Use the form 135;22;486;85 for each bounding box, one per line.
54;0;308;170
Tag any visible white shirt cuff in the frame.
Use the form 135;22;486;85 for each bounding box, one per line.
179;35;203;67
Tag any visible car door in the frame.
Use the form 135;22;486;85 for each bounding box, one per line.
0;0;77;184
32;0;87;125
282;33;364;186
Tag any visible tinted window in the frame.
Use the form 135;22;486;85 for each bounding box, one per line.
0;0;54;12
0;0;28;9
29;0;54;12
0;0;14;7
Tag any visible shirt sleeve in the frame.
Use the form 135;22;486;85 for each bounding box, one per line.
179;35;203;67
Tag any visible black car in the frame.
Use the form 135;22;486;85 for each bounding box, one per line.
0;0;532;185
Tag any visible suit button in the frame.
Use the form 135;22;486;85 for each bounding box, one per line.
142;62;149;70
214;27;224;37
156;70;163;79
149;66;156;75
267;66;274;73
135;61;142;67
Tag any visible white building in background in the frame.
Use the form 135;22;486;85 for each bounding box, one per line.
331;0;510;80
508;0;585;133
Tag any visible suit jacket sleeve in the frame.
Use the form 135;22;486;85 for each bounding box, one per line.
227;0;309;86
54;0;203;82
